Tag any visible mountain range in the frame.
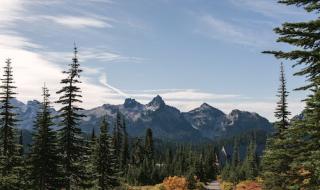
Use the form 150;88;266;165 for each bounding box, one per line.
13;95;272;142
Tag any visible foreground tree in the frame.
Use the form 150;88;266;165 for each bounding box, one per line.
0;59;22;189
262;63;291;189
113;112;123;171
121;117;129;172
243;132;258;180
56;46;89;189
113;112;129;173
264;1;320;188
95;118;118;189
29;85;61;190
230;138;241;186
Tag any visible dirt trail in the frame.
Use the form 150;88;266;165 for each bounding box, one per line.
204;181;221;190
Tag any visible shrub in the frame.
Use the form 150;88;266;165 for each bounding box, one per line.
236;180;262;190
162;176;188;190
220;181;234;190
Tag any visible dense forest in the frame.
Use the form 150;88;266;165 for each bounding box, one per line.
1;0;320;189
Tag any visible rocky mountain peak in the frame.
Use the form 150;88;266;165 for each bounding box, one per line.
146;95;165;110
26;100;40;106
230;109;242;115
200;103;212;109
124;98;142;109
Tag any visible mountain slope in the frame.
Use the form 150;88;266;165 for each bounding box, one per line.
183;104;272;139
11;96;272;141
80;95;203;141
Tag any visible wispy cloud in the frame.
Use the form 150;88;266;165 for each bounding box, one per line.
229;0;305;19
126;89;240;101
0;0;26;29
197;15;273;47
0;0;130;109
0;34;41;49
99;73;128;98
42;15;112;28
43;48;144;63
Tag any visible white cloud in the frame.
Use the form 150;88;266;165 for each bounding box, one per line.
197;15;273;47
0;0;24;25
0;0;122;109
43;48;144;63
229;0;305;19
43;15;112;29
99;73;128;98
0;36;120;109
0;34;41;49
126;89;239;101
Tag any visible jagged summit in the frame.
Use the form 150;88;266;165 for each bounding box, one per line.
26;100;40;106
200;103;212;109
190;103;225;116
146;95;166;110
229;109;257;117
123;98;142;108
149;95;165;105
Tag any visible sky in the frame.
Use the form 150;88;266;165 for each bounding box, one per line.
0;0;315;121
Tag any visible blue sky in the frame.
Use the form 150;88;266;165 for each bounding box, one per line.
0;0;314;120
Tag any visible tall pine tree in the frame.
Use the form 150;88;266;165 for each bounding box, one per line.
262;63;291;189
0;59;22;189
121;117;129;172
29;85;61;190
95;117;118;189
230;137;241;187
113;112;123;171
264;1;320;188
145;128;154;160
243;132;258;180
56;45;88;189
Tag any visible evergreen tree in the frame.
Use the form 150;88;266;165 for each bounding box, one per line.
263;1;320;188
94;118;118;189
261;63;292;189
243;132;258;180
0;59;22;189
203;145;217;181
121;117;129;172
56;45;88;189
131;138;144;165
221;162;231;181
230;138;240;186
29;85;62;190
17;130;29;189
164;148;173;175
91;128;96;141
113;112;123;170
145;128;154;160
18;130;23;157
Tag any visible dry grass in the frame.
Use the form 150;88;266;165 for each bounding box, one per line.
236;180;262;190
219;180;262;190
127;184;164;190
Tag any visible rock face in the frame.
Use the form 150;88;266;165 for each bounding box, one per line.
183;105;272;139
11;96;272;141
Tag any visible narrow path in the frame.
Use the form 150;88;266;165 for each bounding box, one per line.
204;180;221;190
